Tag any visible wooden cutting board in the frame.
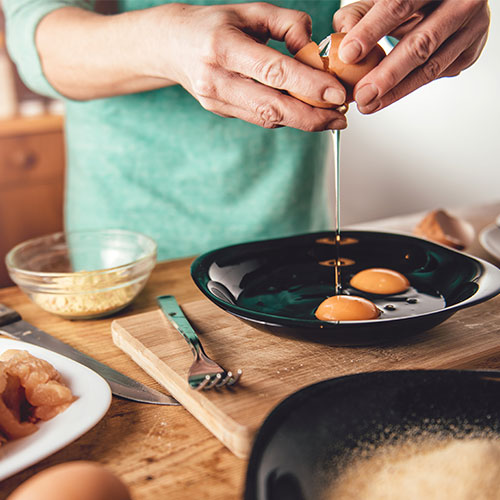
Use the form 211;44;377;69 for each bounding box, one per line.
111;296;500;458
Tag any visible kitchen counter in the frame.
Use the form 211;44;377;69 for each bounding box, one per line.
1;202;499;499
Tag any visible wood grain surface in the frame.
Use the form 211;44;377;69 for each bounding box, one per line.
0;202;499;499
112;292;500;459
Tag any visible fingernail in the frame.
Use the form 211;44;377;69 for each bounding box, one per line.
328;118;347;130
359;100;382;115
323;87;345;105
355;84;379;106
339;40;361;64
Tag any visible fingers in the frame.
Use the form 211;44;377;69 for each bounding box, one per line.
442;31;489;77
257;2;313;54
388;11;425;39
337;0;432;64
352;0;489;113
232;2;347;105
202;97;348;131
333;1;373;33
162;2;348;130
237;2;312;54
222;31;346;105
334;0;424;39
355;6;489;113
354;1;465;109
191;69;348;131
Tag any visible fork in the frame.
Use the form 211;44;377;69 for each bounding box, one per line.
157;295;242;391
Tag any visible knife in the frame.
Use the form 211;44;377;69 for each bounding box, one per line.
0;303;179;406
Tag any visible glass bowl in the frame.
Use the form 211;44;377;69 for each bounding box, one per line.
6;229;157;319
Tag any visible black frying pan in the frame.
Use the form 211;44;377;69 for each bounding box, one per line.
244;370;500;500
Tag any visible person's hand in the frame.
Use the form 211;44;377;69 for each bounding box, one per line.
149;2;347;131
333;0;490;114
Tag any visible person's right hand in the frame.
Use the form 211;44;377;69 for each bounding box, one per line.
147;2;347;131
333;0;490;114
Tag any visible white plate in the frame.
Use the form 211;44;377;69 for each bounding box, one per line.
0;338;112;481
479;223;500;262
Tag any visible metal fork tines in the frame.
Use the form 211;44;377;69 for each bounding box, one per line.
157;295;242;391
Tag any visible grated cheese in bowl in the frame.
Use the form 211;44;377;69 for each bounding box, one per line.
6;230;157;319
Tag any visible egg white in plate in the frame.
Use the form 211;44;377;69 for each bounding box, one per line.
0;339;111;481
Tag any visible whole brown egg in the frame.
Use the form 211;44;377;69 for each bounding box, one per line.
7;461;132;500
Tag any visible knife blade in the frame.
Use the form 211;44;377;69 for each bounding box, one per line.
0;303;179;406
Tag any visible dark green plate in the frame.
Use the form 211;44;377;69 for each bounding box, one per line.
191;231;500;345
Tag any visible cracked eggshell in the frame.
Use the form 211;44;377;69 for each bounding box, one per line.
327;33;385;102
292;33;385;106
290;41;332;108
414;209;476;250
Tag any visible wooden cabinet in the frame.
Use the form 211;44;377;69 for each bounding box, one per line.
0;115;65;287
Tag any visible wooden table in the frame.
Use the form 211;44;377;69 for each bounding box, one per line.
1;203;499;499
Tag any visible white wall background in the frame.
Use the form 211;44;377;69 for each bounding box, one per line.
334;0;500;225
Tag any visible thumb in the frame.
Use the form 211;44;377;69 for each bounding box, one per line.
241;2;312;54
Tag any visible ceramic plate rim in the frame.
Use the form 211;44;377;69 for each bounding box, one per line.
479;223;500;262
0;338;112;481
191;230;500;328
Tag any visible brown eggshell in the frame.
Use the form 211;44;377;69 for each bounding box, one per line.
290;41;333;108
7;461;132;500
292;33;385;106
295;41;328;71
327;33;385;102
414;209;475;250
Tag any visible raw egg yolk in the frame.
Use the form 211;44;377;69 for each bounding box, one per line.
350;268;410;295
316;236;359;246
315;295;380;321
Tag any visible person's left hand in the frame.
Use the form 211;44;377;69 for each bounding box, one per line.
333;0;490;114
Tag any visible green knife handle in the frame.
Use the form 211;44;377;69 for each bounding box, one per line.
0;303;22;327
